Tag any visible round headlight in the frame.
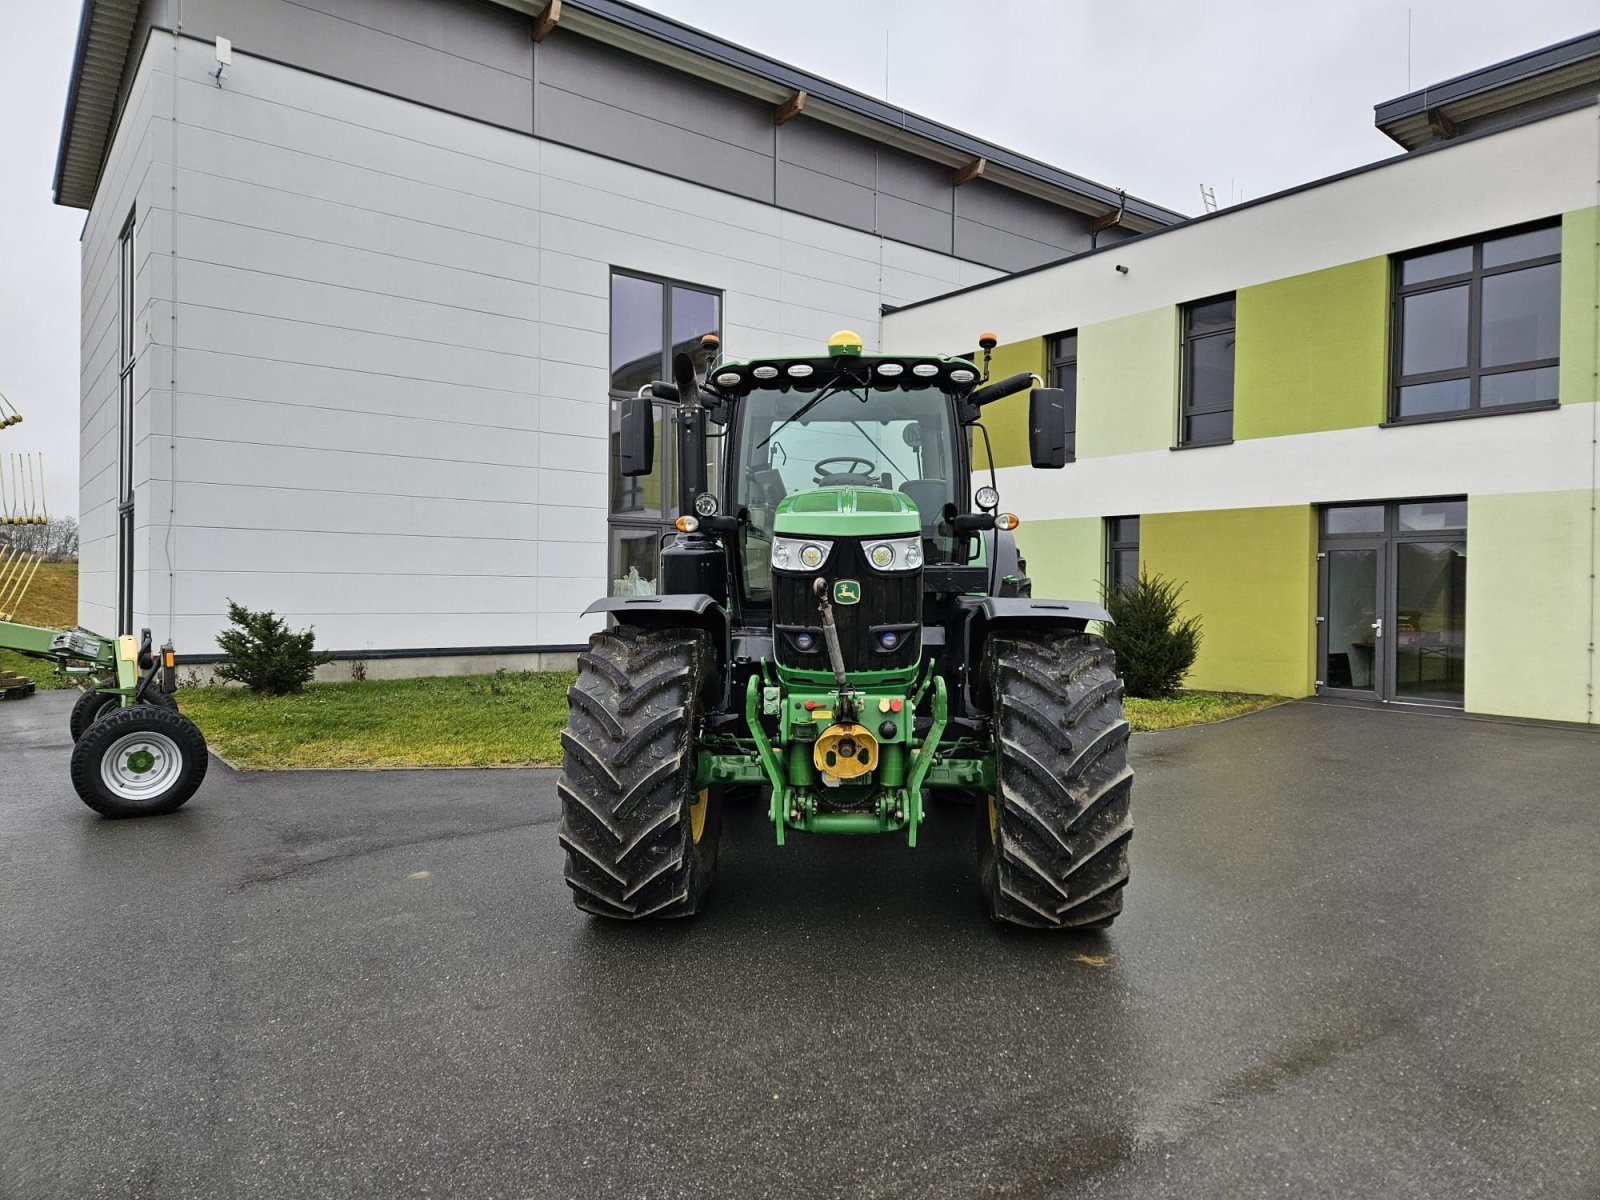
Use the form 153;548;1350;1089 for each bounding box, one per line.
693;492;719;517
772;542;791;568
787;363;814;378
878;630;900;650
948;368;976;384
912;363;939;377
753;365;779;379
798;543;825;569
714;372;741;388
793;632;816;652
974;485;999;511
868;544;894;569
876;363;904;378
905;543;923;569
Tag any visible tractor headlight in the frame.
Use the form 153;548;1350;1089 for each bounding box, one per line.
772;536;832;571
862;536;922;572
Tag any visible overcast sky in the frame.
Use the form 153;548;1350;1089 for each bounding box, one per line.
1;1;1594;516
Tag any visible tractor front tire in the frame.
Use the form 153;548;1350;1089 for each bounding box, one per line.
69;704;209;818
978;631;1133;930
558;625;722;919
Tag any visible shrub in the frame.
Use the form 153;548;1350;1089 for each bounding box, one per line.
1102;572;1203;699
214;600;333;695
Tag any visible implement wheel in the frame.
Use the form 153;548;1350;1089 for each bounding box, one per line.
69;704;209;818
977;631;1133;930
69;687;176;742
558;625;722;919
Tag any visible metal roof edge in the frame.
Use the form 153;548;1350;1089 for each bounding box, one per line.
882;95;1597;320
1374;28;1600;125
544;0;1189;226
51;0;99;206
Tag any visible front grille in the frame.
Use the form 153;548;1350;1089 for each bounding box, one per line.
772;540;921;673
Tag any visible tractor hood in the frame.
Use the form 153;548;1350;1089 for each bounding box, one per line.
772;487;922;539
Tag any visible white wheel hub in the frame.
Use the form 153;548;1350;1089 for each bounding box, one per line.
100;730;184;801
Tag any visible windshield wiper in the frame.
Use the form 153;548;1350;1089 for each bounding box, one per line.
756;368;869;451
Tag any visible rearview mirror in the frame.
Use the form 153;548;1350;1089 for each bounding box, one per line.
1028;387;1068;469
617;395;655;478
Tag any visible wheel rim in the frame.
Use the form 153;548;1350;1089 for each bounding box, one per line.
986;794;999;844
99;730;184;802
688;789;709;844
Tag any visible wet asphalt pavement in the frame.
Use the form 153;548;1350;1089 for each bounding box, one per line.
2;690;1598;1199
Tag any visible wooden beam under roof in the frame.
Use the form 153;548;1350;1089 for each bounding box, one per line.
1427;107;1459;139
532;0;561;42
953;157;986;187
773;89;807;125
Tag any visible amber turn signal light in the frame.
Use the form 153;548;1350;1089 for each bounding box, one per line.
995;513;1020;531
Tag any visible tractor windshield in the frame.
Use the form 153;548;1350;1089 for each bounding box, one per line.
731;385;959;601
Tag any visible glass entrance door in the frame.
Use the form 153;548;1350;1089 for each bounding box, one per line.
1318;499;1467;707
1320;543;1384;698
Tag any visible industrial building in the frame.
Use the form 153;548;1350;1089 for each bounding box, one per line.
53;3;1600;722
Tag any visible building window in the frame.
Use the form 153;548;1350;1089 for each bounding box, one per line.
1106;516;1140;592
607;269;721;596
1179;294;1235;446
1049;331;1078;462
1391;221;1560;422
117;210;136;632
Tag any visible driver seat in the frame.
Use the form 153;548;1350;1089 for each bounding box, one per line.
899;480;947;535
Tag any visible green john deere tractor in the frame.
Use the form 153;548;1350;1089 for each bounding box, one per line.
558;329;1131;929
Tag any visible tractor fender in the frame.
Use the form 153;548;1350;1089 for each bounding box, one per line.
583;594;731;707
957;597;1112;715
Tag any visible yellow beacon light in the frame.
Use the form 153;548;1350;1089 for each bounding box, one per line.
827;330;863;357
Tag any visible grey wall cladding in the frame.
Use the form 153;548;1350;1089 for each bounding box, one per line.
954;178;1097;271
163;0;534;132
777;120;954;255
536;35;775;202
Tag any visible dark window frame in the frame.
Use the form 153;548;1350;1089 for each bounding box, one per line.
606;268;722;596
1388;219;1561;425
1106;515;1140;593
117;209;136;632
1178;294;1236;448
1048;330;1078;463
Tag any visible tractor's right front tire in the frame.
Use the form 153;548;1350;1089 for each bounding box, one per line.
977;631;1133;930
69;685;177;742
557;625;722;919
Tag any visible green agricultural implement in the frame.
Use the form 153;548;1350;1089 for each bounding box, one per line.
559;330;1132;929
0;614;209;817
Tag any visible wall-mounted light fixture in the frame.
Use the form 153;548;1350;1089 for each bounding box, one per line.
209;36;231;87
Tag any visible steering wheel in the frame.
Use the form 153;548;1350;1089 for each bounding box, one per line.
814;455;878;486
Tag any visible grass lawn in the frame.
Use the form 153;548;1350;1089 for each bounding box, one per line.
0;561;80;691
1125;690;1286;731
178;672;575;768
180;671;1285;770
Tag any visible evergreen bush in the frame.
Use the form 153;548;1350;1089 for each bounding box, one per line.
214;600;332;695
1103;572;1203;699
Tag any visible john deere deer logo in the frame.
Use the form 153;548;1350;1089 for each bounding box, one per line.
833;579;860;605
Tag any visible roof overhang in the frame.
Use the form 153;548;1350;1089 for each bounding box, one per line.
53;0;1187;230
1375;28;1600;150
53;0;140;209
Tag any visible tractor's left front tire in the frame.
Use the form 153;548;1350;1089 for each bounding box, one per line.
557;625;722;919
69;686;176;741
69;704;209;818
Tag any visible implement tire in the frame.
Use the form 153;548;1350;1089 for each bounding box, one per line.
977;631;1133;930
69;704;209;818
558;625;722;919
69;686;176;742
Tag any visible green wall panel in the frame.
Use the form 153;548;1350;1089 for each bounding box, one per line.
971;337;1046;471
1560;206;1598;406
1015;517;1103;605
1077;307;1179;458
1465;490;1598;723
1141;506;1317;697
1233;257;1390;440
